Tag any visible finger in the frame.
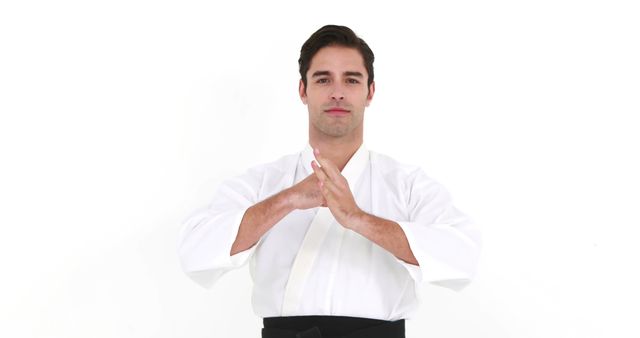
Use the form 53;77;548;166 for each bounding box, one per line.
313;148;342;182
320;177;341;197
318;179;343;206
313;162;333;197
319;180;331;199
311;160;329;183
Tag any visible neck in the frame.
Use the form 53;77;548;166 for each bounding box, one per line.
309;134;363;172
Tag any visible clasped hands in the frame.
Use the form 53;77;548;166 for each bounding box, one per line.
288;148;363;229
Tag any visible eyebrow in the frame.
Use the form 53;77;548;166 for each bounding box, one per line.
344;71;364;78
311;71;331;77
311;71;364;78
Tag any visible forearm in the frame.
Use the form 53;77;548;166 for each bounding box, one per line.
230;189;294;256
349;211;419;266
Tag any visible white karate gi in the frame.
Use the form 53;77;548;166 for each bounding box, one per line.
178;143;481;321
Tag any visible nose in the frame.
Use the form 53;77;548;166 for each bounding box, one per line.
330;85;345;101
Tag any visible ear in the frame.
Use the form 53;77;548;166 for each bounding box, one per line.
299;79;307;104
365;81;375;107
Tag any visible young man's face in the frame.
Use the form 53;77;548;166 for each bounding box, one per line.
299;45;375;139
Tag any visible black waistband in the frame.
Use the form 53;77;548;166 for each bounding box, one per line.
262;315;405;338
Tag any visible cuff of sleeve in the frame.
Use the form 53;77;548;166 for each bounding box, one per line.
227;206;258;268
395;221;424;283
179;206;258;289
396;221;474;286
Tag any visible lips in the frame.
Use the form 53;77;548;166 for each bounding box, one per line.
324;108;350;115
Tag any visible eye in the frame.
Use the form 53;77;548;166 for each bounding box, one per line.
347;78;360;84
316;78;329;84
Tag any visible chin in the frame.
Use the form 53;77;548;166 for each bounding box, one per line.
322;126;352;137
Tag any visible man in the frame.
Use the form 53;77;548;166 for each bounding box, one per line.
178;25;481;338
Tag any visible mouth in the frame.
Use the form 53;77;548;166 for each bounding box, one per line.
324;108;351;116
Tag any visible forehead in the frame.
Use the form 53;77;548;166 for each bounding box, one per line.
307;45;367;75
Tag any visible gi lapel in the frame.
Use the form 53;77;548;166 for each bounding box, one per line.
281;143;369;315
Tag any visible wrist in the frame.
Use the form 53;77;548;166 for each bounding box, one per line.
279;188;298;212
347;208;367;231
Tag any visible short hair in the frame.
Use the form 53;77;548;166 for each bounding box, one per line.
298;25;375;91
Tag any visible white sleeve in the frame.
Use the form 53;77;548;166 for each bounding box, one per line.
177;166;263;288
395;169;482;291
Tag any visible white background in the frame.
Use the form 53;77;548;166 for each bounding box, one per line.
1;1;639;337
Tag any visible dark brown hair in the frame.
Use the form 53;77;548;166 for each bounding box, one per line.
298;25;375;91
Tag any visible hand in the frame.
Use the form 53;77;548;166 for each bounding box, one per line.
311;148;363;228
286;173;327;210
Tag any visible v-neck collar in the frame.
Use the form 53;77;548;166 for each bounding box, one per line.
300;142;369;191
